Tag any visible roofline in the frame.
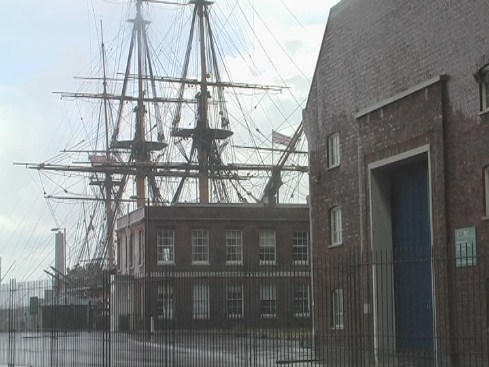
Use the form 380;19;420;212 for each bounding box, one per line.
164;203;309;209
305;5;336;112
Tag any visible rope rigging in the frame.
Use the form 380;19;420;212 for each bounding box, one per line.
12;0;311;278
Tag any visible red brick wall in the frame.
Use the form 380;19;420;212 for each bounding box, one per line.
143;205;310;271
304;0;489;362
116;204;312;329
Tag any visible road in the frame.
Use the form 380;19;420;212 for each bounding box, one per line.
0;331;316;367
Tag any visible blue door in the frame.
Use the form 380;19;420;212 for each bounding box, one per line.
391;161;434;352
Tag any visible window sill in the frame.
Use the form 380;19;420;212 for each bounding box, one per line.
259;261;277;266
192;262;210;266
331;326;344;331
294;313;310;318
226;261;243;266
293;261;309;266
482;216;489;221
329;243;343;248
157;316;174;320
478;109;489;117
157;261;175;266
260;314;277;319
327;164;340;171
226;315;244;320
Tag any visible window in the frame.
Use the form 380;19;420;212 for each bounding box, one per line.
193;284;210;319
138;231;144;266
226;285;243;319
226;230;243;264
484;166;489;217
332;289;344;330
328;133;340;168
292;231;309;264
157;283;173;320
259;230;276;265
157;229;174;264
330;206;343;246
293;284;310;317
260;284;277;318
192;229;209;264
480;65;489;112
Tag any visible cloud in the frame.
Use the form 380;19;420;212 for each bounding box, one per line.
0;215;17;233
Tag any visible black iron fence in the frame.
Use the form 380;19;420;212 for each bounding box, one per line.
0;250;487;366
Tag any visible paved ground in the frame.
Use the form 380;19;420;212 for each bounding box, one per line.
0;331;317;367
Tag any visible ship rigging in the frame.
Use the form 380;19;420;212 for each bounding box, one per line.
18;0;309;269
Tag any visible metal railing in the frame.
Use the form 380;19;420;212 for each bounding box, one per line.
0;250;487;366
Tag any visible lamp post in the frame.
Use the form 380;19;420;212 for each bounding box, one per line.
51;227;66;295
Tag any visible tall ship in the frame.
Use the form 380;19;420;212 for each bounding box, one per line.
23;0;309;270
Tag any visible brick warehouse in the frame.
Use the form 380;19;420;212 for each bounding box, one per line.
303;0;489;365
113;204;311;330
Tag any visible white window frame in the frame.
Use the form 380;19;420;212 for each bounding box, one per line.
192;229;209;265
480;65;489;112
332;289;344;330
260;284;277;318
328;133;340;168
292;231;309;265
157;229;175;265
225;230;243;265
330;206;343;247
193;284;210;320
259;230;276;265
157;283;174;320
484;165;489;217
293;284;310;318
226;285;244;319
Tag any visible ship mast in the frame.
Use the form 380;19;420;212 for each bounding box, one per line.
100;22;115;268
172;0;235;203
107;0;167;209
135;0;148;208
197;0;210;203
18;0;309;268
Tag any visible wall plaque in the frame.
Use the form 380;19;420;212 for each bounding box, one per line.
455;227;477;267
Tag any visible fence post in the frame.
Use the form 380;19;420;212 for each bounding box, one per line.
8;279;15;367
102;270;111;367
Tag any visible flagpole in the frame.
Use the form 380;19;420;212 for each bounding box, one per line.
271;129;275;167
266;129;296;205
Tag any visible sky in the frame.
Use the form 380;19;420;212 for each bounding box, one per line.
0;0;340;282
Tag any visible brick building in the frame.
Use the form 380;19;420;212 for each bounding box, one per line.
304;0;489;365
113;204;311;330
